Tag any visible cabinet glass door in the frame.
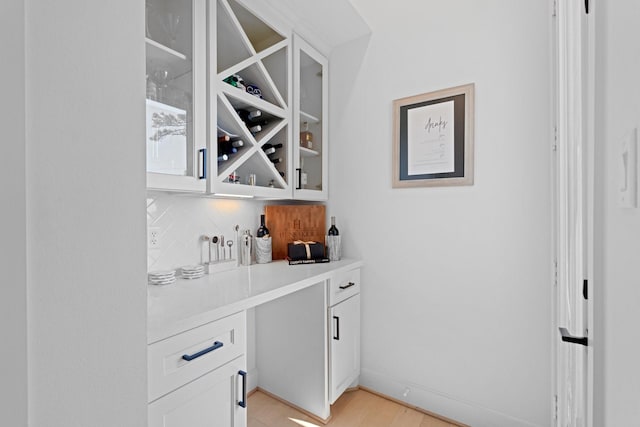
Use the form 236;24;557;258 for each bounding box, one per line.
145;0;206;192
293;35;328;200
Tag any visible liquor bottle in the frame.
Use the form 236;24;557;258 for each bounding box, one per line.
300;121;313;149
328;216;339;236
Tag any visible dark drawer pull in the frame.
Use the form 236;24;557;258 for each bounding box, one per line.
238;370;247;408
181;341;223;361
339;281;356;290
333;316;340;340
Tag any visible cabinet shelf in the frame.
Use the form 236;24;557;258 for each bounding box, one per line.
146;37;188;61
300;147;320;157
300;110;320;124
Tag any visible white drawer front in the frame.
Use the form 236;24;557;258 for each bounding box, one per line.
328;268;360;306
148;311;246;402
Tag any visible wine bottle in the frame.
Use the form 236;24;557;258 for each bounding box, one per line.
255;214;272;264
269;157;283;164
328;216;339;236
217;154;228;162
218;134;230;143
262;143;283;150
237;109;262;122
248;124;262;134
230;139;244;148
263;147;276;155
327;216;341;261
300;121;313;149
218;140;238;155
256;214;270;238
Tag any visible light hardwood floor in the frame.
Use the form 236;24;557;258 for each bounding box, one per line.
248;389;462;427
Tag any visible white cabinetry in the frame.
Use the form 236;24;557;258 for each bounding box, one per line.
293;35;329;200
145;0;208;192
211;0;293;198
148;311;247;427
328;268;361;403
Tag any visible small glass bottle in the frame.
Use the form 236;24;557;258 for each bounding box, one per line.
300;121;313;149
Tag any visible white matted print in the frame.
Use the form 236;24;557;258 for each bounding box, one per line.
393;83;474;188
407;100;455;176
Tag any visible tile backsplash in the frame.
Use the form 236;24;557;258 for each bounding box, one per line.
147;192;266;272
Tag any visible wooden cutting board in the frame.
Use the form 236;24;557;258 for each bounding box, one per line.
264;205;326;260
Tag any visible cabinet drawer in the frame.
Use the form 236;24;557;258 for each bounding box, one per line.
148;311;246;402
328;268;360;306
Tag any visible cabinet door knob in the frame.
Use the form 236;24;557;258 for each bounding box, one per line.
238;370;247;408
181;341;223;361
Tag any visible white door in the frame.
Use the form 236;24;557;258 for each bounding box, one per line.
554;0;593;426
149;356;247;427
329;294;360;404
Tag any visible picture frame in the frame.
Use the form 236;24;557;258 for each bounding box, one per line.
392;83;475;188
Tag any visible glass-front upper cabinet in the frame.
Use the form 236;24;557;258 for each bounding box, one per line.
293;35;328;200
145;0;207;192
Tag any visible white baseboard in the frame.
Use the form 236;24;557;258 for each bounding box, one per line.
360;369;545;427
247;367;259;393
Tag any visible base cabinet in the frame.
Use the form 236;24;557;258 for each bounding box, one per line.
149;356;247;427
329;293;360;404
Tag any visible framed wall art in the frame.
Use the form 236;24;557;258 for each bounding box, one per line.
392;83;475;188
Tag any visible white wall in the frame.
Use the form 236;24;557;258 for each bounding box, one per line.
25;1;148;426
330;1;552;426
1;0;27;425
594;2;640;425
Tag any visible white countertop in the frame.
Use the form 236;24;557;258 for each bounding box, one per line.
147;259;363;344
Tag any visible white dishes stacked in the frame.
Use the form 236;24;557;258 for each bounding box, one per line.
148;270;176;285
181;265;205;280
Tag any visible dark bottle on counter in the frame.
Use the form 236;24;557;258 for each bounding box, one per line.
327;216;341;261
328;216;339;236
256;214;269;238
255;214;272;264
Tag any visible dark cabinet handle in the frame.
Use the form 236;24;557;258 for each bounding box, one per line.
296;168;302;190
339;282;356;290
333;316;340;340
585;0;589;14
198;148;207;179
238;370;247;408
559;327;588;346
181;341;223;361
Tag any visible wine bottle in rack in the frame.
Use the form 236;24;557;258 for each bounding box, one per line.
263;147;276;155
217;154;229;162
247;124;262;134
269;157;283;164
237;109;262;122
262;143;283;150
